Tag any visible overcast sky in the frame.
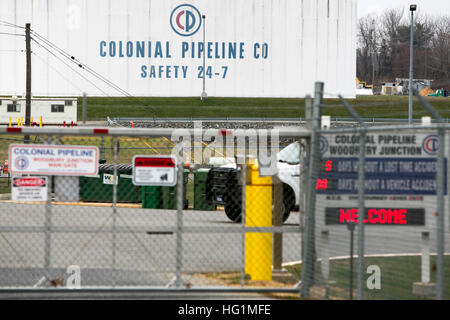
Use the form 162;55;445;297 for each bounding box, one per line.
357;0;450;18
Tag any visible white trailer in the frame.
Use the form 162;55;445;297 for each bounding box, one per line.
0;97;77;125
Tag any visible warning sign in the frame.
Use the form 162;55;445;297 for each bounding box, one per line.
132;156;177;186
12;176;48;202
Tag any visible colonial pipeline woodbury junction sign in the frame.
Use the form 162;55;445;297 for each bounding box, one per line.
316;132;448;228
9;144;99;176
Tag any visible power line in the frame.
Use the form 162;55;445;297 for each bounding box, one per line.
29;29;166;121
0;32;24;36
31;37;110;96
0;20;25;29
32;51;84;93
30;30;131;97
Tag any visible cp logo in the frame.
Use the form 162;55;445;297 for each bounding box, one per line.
15;156;29;170
422;135;438;155
319;136;329;155
170;4;202;37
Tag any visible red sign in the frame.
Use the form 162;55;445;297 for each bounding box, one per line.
13;177;46;187
134;157;175;168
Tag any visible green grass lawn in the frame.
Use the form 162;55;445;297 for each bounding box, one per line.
78;95;450;120
285;255;450;300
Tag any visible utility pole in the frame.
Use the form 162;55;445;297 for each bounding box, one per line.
25;23;31;144
201;15;207;101
408;5;417;125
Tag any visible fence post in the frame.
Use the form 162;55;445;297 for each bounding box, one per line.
112;137;118;287
272;175;283;271
82;93;87;126
357;129;366;300
415;93;445;300
320;230;330;298
240;146;247;287
301;82;323;298
44;136;53;276
175;142;184;287
421;232;430;284
436;126;445;300
301;96;312;272
338;95;367;300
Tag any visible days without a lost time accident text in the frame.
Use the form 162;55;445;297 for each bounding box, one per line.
177;304;271;318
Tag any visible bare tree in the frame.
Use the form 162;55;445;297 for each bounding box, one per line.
379;8;404;79
356;14;379;83
357;8;450;90
429;16;450;87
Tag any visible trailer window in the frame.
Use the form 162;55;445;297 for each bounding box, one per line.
7;104;20;112
51;104;65;112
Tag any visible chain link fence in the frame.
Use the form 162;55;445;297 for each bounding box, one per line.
0;126;308;296
0;84;448;300
300;83;449;300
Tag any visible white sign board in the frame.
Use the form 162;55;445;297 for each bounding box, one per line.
12;176;48;202
9;145;99;176
132;156;177;186
316;132;448;229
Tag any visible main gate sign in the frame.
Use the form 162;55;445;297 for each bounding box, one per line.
8;144;99;176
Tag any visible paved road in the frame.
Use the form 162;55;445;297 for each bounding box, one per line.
0;202;301;288
0;201;448;288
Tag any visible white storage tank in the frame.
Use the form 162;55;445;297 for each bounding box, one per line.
0;0;357;98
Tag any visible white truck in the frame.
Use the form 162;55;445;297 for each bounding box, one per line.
205;142;302;223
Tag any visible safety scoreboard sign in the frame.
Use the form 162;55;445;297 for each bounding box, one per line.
316;132;449;228
317;133;447;195
12;176;48;202
9;145;99;176
132;156;177;186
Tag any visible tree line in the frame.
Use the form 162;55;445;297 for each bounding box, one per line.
357;8;450;90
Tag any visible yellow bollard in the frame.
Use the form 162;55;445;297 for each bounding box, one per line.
8;117;12;127
18;117;23;127
30;117;33;126
39;116;43;127
245;159;273;281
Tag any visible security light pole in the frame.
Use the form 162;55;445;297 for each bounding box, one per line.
200;15;207;101
408;5;416;125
